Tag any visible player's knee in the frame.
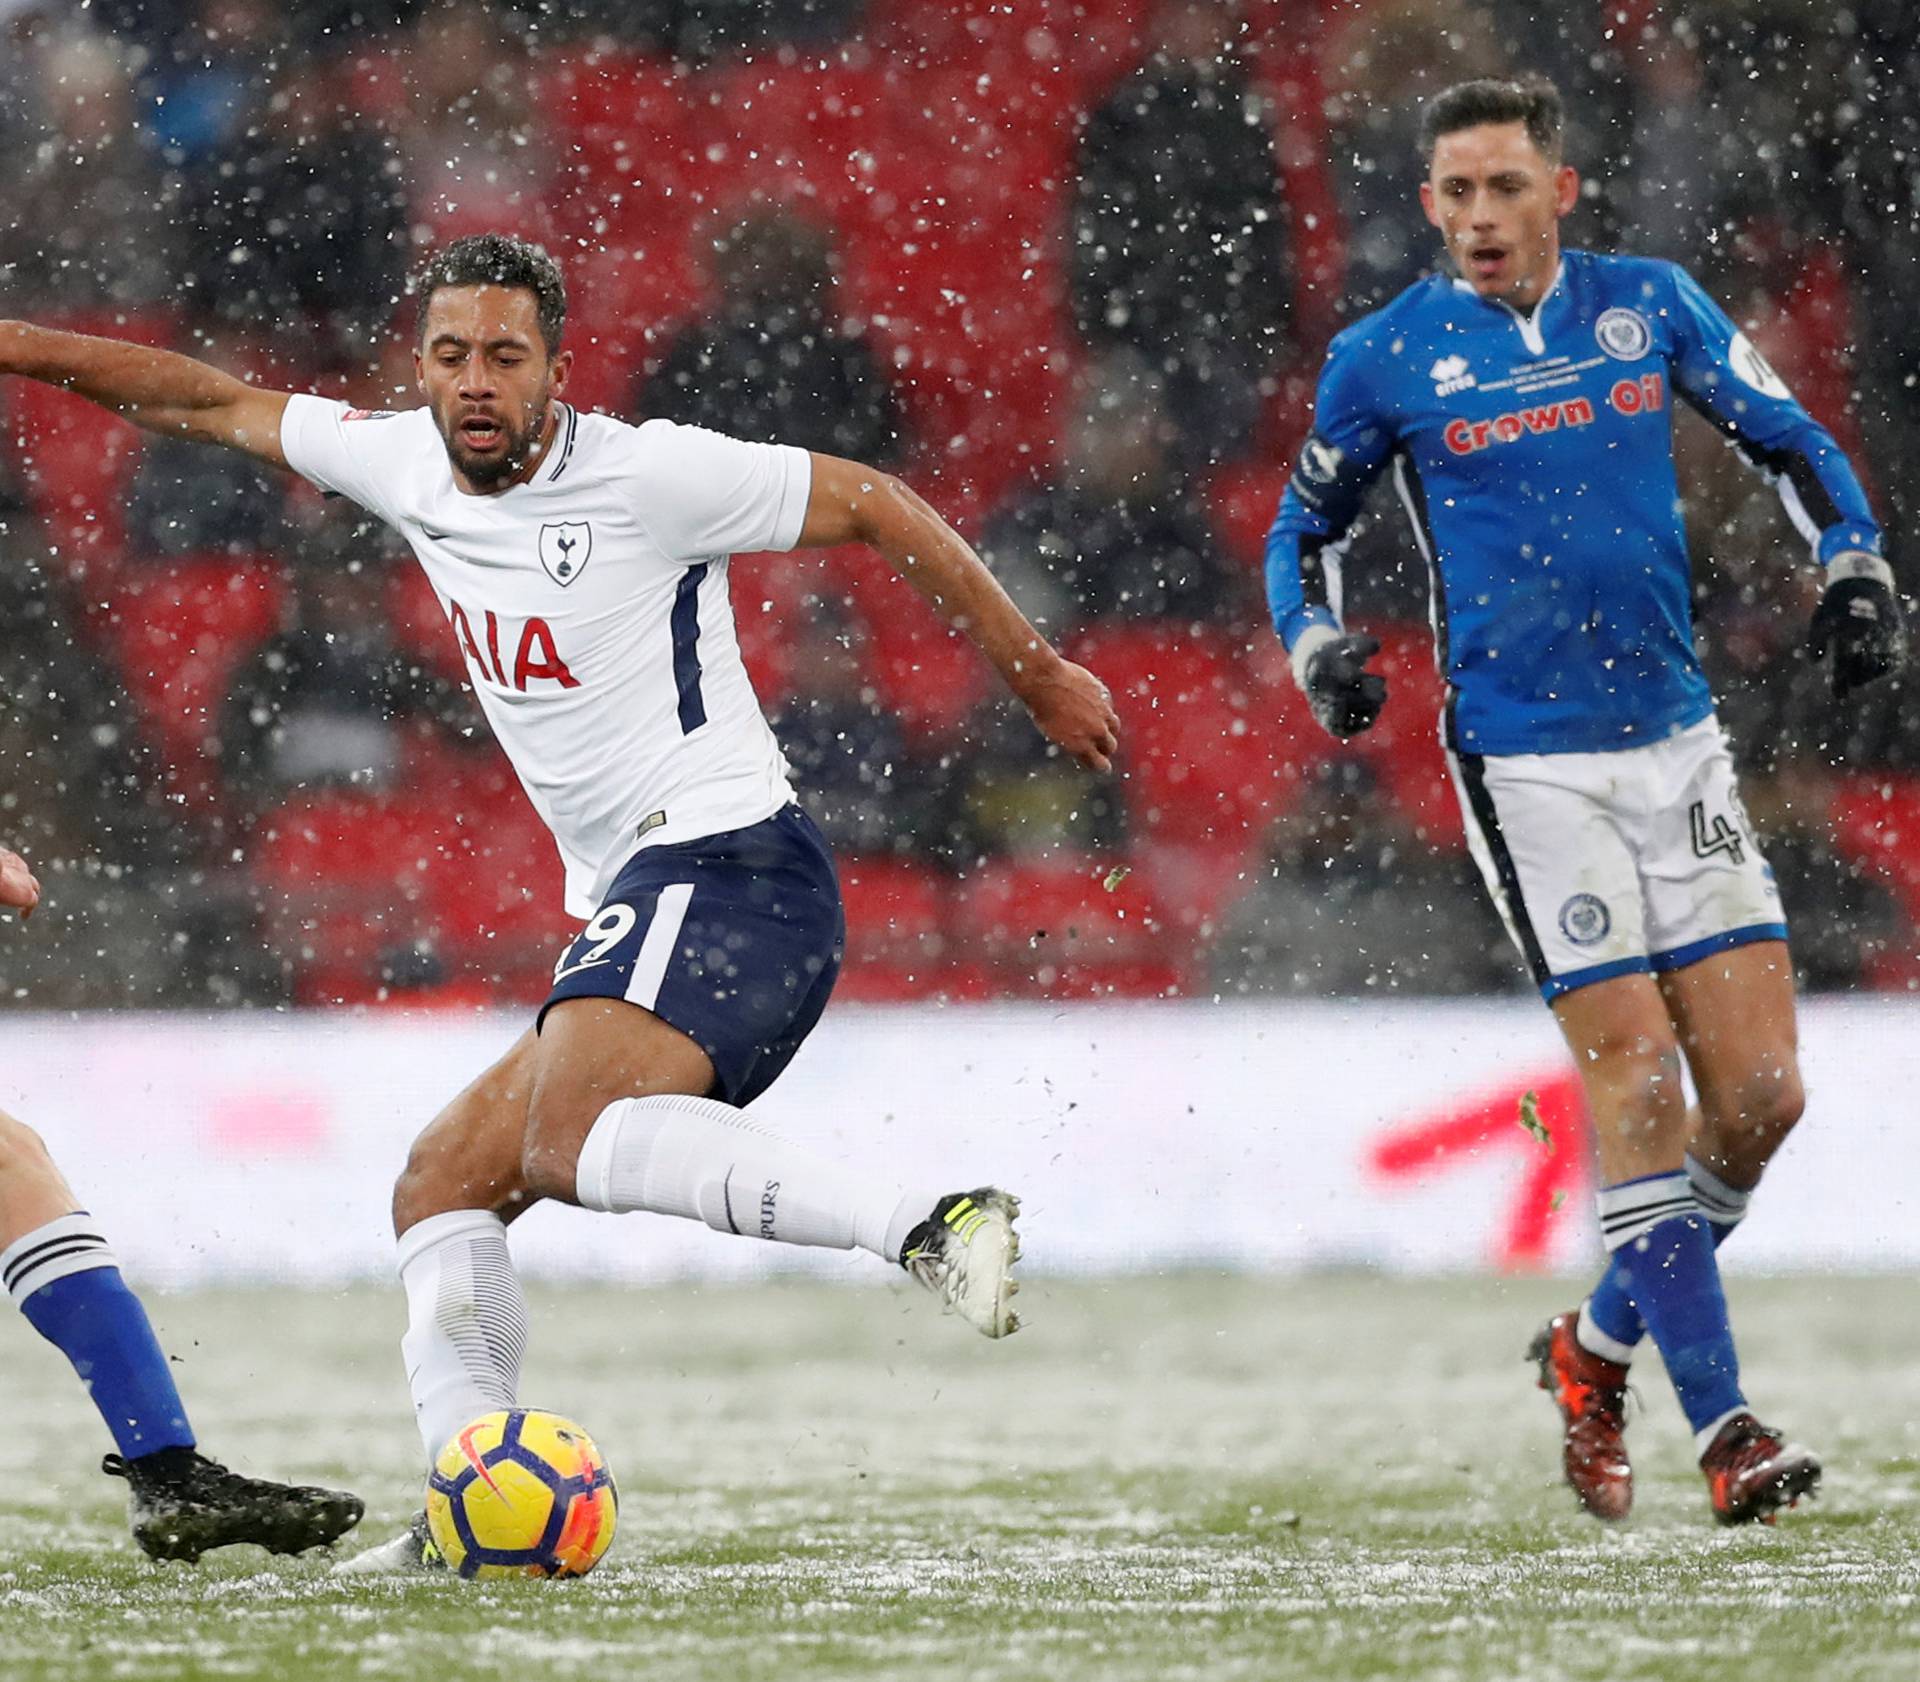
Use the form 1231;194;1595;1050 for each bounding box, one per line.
519;1103;584;1206
0;1111;56;1179
391;1141;440;1236
1740;1062;1805;1149
1589;1030;1685;1116
391;1125;509;1235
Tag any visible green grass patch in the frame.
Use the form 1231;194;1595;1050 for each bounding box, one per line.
2;1275;1915;1680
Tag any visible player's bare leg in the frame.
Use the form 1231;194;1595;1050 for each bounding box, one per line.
1661;941;1804;1193
0;1111;362;1560
0;1110;82;1240
1544;972;1815;1521
1528;976;1685;1518
1569;944;1805;1367
345;996;1020;1575
384;1028;544;1490
525;999;1021;1338
381;1002;1016;1476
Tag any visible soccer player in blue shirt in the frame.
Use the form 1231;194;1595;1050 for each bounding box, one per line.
1268;76;1906;1524
0;846;363;1560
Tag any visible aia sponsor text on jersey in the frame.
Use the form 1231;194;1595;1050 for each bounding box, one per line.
446;599;581;691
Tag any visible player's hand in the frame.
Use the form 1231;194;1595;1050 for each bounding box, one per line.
1810;553;1907;699
1018;658;1121;772
1300;631;1388;739
0;848;40;920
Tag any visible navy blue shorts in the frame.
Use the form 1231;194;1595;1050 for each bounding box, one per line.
539;805;843;1107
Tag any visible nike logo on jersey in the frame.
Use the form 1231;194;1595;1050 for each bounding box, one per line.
550;954;614;985
422;528;451;541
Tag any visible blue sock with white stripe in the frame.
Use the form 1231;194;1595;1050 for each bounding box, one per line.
3;1213;196;1458
1578;1155;1752;1363
1584;1173;1745;1436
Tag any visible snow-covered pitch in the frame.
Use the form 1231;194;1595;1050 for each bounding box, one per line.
2;1273;1915;1681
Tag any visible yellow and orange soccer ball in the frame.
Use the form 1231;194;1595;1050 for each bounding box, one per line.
426;1410;618;1580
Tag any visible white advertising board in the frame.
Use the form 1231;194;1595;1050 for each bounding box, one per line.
0;1000;1913;1284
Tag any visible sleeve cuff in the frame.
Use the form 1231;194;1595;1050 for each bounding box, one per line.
767;444;813;552
1279;605;1339;654
1818;527;1883;567
1825;550;1895;590
1287;621;1342;691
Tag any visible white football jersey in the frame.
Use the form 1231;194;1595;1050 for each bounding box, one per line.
281;395;810;918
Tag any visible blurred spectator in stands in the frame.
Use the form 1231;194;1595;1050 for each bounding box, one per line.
1071;0;1293;466
1209;756;1516;996
0;1;80;168
1320;0;1506;314
219;512;449;807
398;0;555;249
642;205;907;465
1843;0;1920;552
1697;579;1916;988
1746;773;1912;992
126;431;291;562
1602;11;1732;263
767;600;933;858
1704;579;1919;784
0;448;181;868
0;28;179;312
0;442;254;1006
980;351;1248;636
141;0;280;166
124;323;293;560
506;0;865;57
935;700;1122;868
176;49;407;350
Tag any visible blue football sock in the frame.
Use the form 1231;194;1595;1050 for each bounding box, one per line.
3;1214;196;1459
1590;1175;1745;1436
1579;1155;1750;1362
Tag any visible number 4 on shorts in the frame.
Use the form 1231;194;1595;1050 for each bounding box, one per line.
1689;799;1746;864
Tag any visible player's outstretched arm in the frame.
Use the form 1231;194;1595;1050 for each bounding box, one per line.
799;453;1121;771
0;847;40;921
0;320;291;468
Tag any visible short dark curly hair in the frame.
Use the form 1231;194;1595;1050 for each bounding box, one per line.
411;233;568;353
1418;75;1564;165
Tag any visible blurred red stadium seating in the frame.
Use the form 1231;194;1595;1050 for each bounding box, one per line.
16;14;1903;1005
102;554;287;809
953;852;1188;998
835;853;994;1001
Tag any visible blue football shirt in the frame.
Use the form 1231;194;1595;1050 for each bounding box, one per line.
1266;249;1882;755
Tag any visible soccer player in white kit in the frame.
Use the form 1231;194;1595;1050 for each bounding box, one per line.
0;234;1121;1570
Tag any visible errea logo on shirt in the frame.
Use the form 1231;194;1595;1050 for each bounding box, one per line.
1430;355;1476;397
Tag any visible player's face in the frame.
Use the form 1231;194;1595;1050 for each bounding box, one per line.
1420;123;1579;309
415;285;573;493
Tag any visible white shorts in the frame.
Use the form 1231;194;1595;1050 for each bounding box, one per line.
1448;717;1788;1001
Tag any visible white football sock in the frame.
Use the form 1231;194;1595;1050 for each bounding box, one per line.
573;1093;931;1262
397;1209;527;1465
1685;1152;1754;1233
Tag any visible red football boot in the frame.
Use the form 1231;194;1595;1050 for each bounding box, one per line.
1700;1413;1821;1525
1529;1312;1633;1521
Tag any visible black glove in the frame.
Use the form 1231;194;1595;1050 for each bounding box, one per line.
1299;631;1387;739
1810;553;1908;699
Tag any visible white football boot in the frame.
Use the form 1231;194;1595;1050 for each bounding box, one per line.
900;1187;1022;1338
331;1510;443;1576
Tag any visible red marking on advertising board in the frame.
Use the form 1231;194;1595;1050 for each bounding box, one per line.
1365;1070;1589;1269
